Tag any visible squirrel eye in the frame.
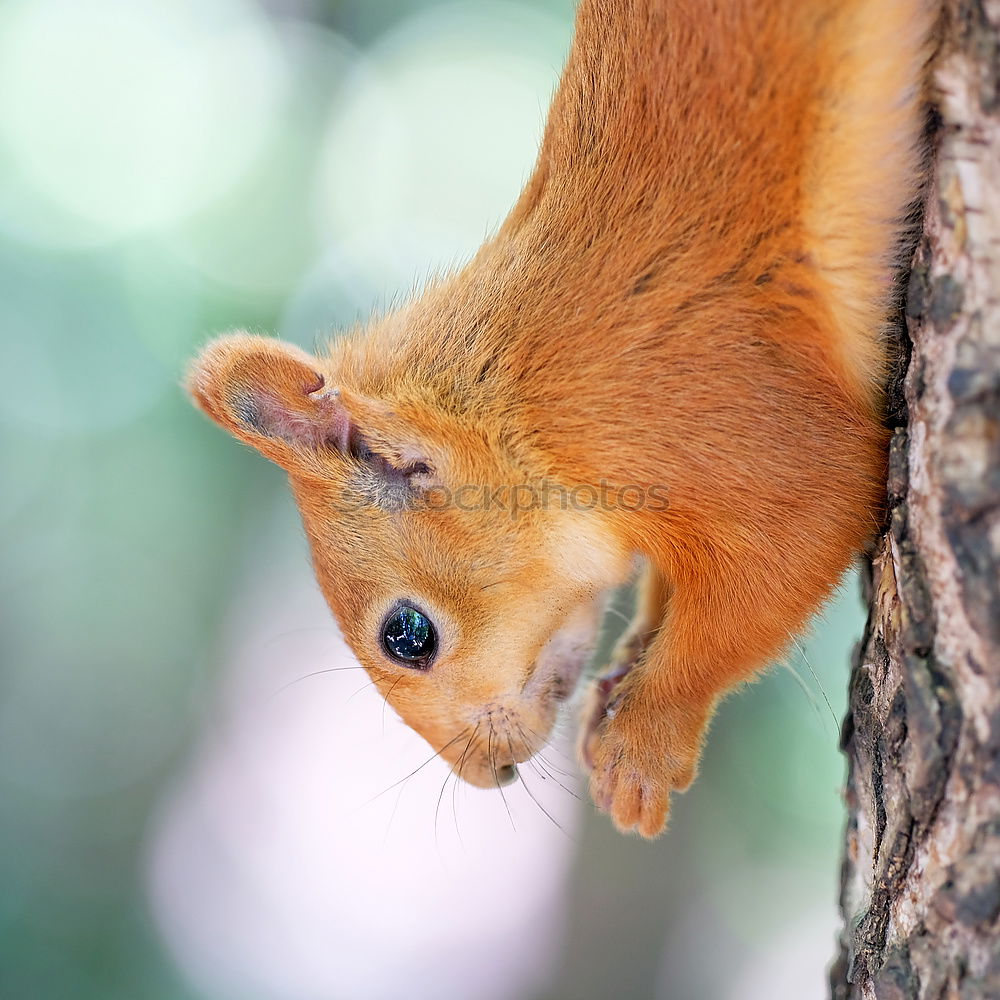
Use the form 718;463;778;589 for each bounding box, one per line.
381;605;437;667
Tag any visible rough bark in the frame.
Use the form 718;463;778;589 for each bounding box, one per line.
831;2;1000;997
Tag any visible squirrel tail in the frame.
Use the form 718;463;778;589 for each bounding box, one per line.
800;0;936;406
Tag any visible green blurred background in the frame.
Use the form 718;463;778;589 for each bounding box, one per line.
0;1;863;997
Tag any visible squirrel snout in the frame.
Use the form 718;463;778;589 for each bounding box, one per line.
453;756;519;789
447;721;529;789
494;763;518;787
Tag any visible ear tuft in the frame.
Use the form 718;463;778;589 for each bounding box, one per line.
186;333;351;469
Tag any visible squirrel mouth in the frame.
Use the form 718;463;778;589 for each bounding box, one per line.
493;763;518;786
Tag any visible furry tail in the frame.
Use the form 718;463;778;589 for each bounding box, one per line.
802;0;935;403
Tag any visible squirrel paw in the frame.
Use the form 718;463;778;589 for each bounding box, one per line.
582;677;706;838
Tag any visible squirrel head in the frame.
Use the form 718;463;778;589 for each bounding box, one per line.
188;333;629;787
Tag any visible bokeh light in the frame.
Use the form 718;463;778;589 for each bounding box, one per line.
0;0;287;246
315;3;569;271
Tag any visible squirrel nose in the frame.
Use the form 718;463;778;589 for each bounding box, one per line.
495;763;518;786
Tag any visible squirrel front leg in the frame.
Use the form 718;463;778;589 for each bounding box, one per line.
587;543;814;838
579;560;672;772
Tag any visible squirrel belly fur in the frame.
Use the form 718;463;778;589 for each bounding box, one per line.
189;0;933;837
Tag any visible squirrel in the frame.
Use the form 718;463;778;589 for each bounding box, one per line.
188;0;933;837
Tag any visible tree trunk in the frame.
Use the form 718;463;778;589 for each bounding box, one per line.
831;2;1000;997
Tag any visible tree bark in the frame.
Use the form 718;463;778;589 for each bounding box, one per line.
831;2;1000;997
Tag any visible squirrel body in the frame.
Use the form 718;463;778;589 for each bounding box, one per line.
190;0;932;836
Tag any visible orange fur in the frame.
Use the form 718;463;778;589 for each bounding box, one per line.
188;0;932;837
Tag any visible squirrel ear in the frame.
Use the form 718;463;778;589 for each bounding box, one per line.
186;334;351;471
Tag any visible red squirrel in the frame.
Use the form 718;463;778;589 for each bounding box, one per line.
188;0;932;836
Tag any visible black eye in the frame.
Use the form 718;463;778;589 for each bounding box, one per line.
381;605;437;666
